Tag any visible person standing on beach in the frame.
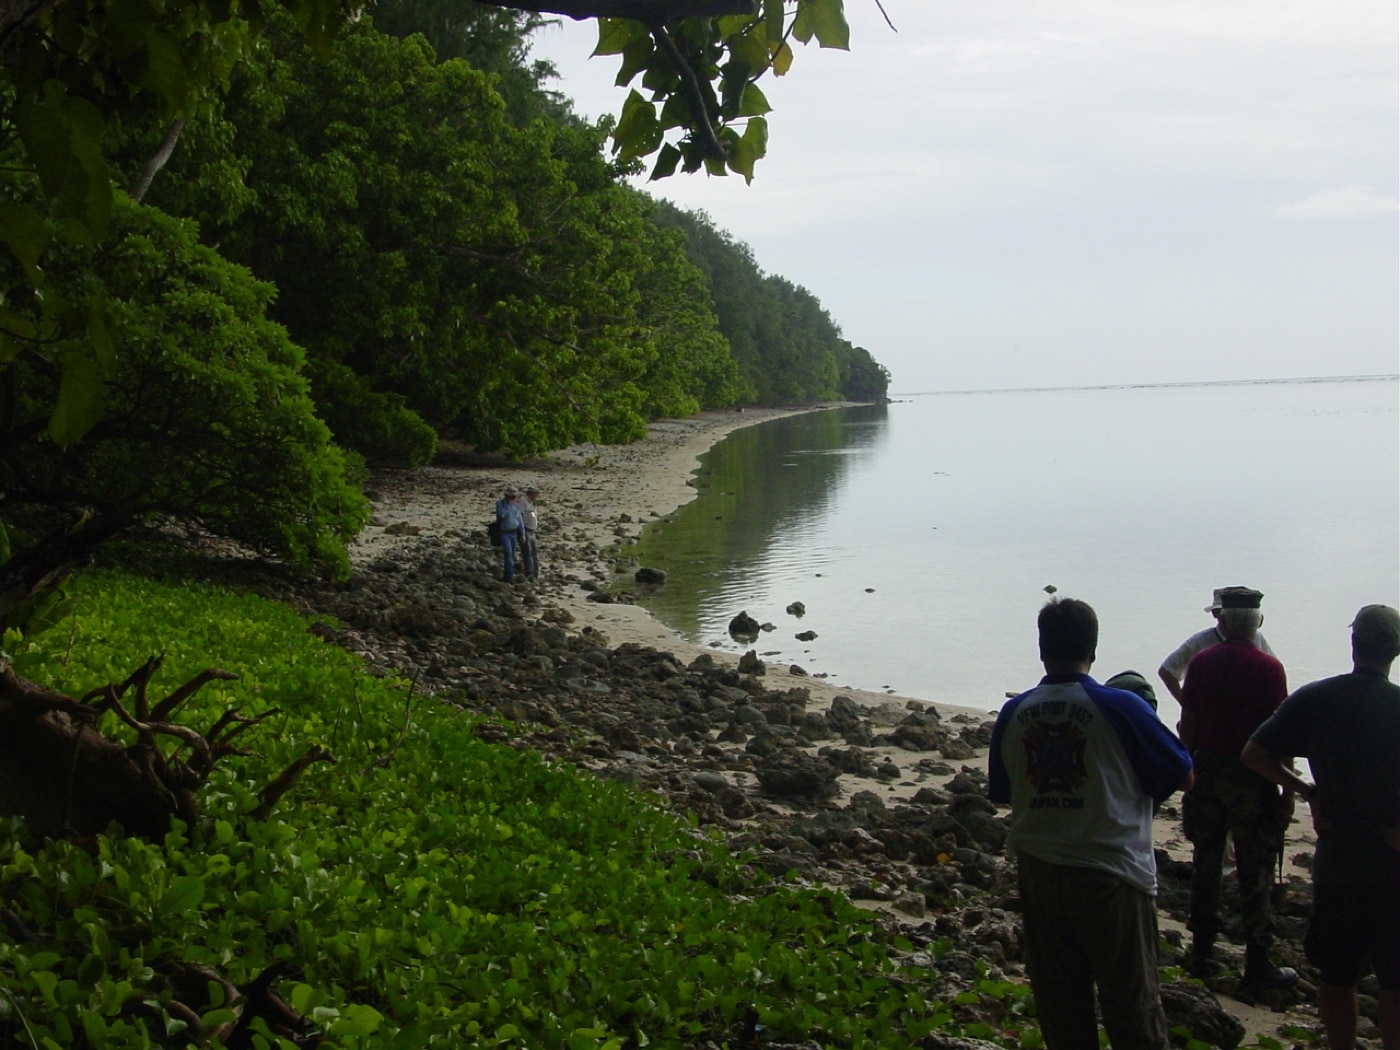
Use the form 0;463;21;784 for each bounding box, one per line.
494;487;525;583
990;597;1193;1050
1242;604;1400;1050
519;485;541;580
1158;586;1276;703
1178;586;1298;989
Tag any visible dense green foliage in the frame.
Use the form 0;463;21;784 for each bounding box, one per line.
653;202;890;405
2;198;367;577
0;0;887;603
370;0;568;125
3;570;971;1048
132;13;879;462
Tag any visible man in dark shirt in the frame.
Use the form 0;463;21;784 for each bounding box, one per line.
1244;604;1400;1050
1178;586;1298;990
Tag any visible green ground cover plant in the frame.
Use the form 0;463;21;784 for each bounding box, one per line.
1;569;977;1048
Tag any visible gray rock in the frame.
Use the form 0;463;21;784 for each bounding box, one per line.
728;610;761;637
693;771;729;793
755;752;840;798
1159;980;1245;1049
826;695;864;734
737;650;766;675
891;722;945;752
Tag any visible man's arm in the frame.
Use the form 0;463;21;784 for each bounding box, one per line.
1158;664;1185;703
1178;706;1197;748
1241;740;1312;800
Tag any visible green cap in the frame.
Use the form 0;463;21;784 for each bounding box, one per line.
1217;586;1263;610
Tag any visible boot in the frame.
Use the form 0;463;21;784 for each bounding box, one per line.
1241;944;1299;992
1188;939;1225;978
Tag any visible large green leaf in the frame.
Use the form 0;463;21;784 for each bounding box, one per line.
792;0;850;49
613;91;662;162
727;30;769;71
0;202;51;283
594;18;646;57
48;349;107;448
722;117;768;183
615;33;656;88
738;83;772;117
650;143;683;181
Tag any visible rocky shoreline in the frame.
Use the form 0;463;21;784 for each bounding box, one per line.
239;409;1368;1049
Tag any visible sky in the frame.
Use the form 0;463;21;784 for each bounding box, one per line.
528;0;1399;394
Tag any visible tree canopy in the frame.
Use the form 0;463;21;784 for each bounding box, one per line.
0;0;887;616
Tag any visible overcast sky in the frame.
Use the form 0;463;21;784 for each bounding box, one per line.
529;0;1398;394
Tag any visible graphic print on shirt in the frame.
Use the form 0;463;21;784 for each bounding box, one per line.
1022;720;1088;801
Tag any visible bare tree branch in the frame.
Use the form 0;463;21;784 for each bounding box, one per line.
250;745;336;821
131;118;187;203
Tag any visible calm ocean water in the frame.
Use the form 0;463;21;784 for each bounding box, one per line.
626;377;1399;727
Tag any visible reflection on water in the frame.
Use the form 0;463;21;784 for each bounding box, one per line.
626;379;1399;720
627;405;889;636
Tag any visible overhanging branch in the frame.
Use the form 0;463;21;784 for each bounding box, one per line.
650;25;726;162
469;0;755;20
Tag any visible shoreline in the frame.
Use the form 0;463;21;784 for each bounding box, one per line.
349;406;1324;1046
355;404;988;725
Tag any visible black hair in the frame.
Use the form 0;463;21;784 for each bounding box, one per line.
1038;597;1098;664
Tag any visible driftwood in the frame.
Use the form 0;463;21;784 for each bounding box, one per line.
0;657;335;838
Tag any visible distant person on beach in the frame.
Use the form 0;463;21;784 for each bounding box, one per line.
1158;586;1276;703
494;487;524;583
1178;586;1298;990
519;485;540;580
990;597;1193;1050
1243;604;1400;1050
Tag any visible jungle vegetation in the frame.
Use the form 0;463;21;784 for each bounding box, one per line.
1;0;889;611
0;2;906;1043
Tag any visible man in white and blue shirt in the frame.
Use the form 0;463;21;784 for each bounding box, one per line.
990;597;1194;1050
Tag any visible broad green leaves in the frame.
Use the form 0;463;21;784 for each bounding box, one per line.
1;568;974;1048
792;0;852;48
598;0;850;181
2;198;368;581
14;86;111;249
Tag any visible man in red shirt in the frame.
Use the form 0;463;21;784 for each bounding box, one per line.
1179;586;1299;992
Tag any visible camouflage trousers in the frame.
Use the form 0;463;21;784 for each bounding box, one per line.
1182;750;1283;949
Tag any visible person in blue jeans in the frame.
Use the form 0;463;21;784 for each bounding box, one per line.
494;488;524;582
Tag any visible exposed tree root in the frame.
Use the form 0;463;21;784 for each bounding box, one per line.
0;658;334;838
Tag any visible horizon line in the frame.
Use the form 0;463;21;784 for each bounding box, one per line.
894;373;1399;397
